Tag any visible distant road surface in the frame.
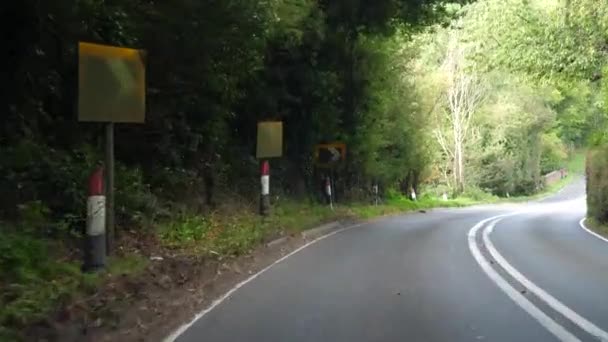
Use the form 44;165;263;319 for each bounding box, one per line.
171;179;608;342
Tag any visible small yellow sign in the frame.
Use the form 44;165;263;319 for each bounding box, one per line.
78;42;146;123
314;143;347;167
257;121;283;159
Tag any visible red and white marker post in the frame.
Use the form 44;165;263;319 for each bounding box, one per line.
260;160;271;216
84;167;107;272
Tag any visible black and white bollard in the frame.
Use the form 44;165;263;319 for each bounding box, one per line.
260;160;270;216
84;167;106;272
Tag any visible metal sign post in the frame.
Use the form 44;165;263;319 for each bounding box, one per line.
78;42;146;263
256;122;283;216
314;143;346;168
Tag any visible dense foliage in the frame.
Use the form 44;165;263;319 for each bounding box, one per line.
2;0;607;335
586;148;608;224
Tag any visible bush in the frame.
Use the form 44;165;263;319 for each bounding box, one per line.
0;227;81;331
0;140;158;232
160;213;213;245
586;148;608;223
462;186;497;201
540;132;567;175
115;165;159;227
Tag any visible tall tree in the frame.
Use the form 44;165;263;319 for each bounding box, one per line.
434;32;486;193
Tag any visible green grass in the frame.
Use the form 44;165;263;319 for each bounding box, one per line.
584;218;608;238
346;198;473;219
0;228;149;341
106;254;149;277
3;152;585;340
159;162;580;261
159;202;349;257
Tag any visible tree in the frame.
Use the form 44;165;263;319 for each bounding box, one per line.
434;31;486;193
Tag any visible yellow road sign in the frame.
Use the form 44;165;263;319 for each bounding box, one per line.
78;42;146;123
257;121;283;159
315;143;346;168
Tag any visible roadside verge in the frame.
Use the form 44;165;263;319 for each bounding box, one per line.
11;174;578;342
579;218;608;243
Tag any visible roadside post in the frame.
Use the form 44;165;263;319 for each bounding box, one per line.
84;167;106;272
260;160;271;216
372;183;379;206
256;121;283;216
314;143;346;208
325;176;333;210
78;42;146;259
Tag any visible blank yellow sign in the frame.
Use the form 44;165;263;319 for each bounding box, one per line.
78;42;146;123
257;122;283;159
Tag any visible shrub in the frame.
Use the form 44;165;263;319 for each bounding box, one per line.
462;186;497;201
586;148;608;223
0;226;81;331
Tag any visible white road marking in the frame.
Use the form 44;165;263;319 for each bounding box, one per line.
164;222;366;342
484;219;608;341
579;218;608;244
468;215;581;342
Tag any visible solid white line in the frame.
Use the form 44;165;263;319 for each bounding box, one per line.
484;220;608;341
579;218;608;244
468;216;581;342
164;222;367;342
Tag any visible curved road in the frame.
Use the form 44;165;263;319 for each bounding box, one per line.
170;179;608;342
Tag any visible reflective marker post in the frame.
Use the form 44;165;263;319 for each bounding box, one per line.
260;160;271;216
325;176;333;210
84;167;106;272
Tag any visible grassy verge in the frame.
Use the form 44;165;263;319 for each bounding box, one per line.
347;197;479;219
157;194;485;258
158;202;351;258
2;153;582;340
584;218;608;239
0;227;148;341
160;154;585;259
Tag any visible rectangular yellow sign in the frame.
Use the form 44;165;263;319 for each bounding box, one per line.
257;121;283;159
78;42;146;123
314;143;347;168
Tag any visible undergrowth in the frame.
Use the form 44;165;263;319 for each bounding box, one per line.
585;218;608;238
1;154;580;340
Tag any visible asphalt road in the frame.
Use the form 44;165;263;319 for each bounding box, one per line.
171;178;608;342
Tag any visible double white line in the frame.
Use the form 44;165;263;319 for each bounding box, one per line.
468;215;608;342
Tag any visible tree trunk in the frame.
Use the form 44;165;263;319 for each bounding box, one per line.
412;170;420;197
455;139;465;193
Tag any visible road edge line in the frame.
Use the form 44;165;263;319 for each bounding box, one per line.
484;220;608;341
468;216;580;342
163;221;367;342
579;218;608;244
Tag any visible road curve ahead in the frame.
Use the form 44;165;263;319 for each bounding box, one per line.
170;179;608;342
